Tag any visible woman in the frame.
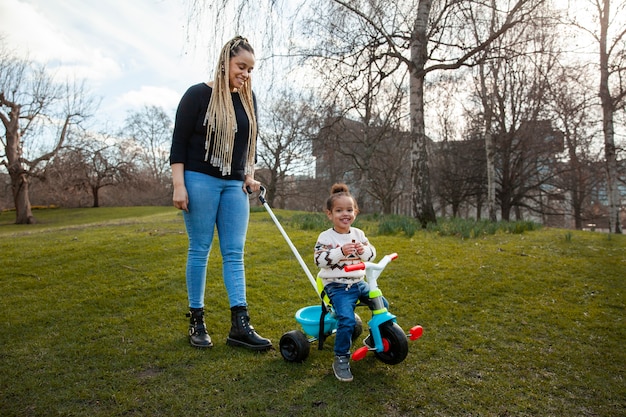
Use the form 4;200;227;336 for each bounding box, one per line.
169;36;271;351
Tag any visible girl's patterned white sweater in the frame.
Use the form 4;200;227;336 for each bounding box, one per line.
314;227;376;286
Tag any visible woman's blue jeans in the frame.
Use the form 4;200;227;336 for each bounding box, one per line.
324;281;389;357
183;171;249;309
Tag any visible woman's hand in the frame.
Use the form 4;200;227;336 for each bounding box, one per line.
171;163;188;211
243;175;261;193
173;185;189;212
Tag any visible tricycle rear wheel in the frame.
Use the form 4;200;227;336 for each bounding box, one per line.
279;330;310;362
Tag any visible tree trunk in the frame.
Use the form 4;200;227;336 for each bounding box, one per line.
484;131;498;222
599;0;622;234
476;196;483;220
569;149;583;230
2;100;36;224
11;171;35;224
479;62;498;222
500;188;511;221
382;198;392;215
92;186;100;208
452;201;460;218
409;0;437;227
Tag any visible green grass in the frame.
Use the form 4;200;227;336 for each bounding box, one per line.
1;207;624;416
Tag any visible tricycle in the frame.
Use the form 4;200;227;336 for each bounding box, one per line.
255;186;422;364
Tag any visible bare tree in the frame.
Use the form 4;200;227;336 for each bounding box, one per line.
477;56;501;222
255;90;318;208
484;51;567;221
426;75;487;218
45;131;138;207
184;0;545;226
297;0;546;226
38;144;93;208
316;114;412;214
0;44;95;223
307;34;411;214
122;105;173;186
547;65;603;229
433;137;487;218
552;0;626;232
468;1;561;223
466;1;580;222
593;0;625;233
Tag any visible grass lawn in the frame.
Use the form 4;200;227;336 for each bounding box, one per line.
0;207;624;416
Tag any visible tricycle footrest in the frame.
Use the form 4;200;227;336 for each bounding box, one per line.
352;346;369;361
409;325;423;341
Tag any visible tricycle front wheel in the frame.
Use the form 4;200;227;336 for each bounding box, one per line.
374;322;409;365
279;330;310;362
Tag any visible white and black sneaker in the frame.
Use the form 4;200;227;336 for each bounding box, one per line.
332;355;353;382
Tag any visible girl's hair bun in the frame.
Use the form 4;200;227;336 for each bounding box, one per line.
326;182;358;212
330;183;349;194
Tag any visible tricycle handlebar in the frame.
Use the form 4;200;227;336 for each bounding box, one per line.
344;262;365;272
343;253;398;272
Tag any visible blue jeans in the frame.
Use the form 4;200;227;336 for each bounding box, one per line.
183;171;249;309
324;281;389;357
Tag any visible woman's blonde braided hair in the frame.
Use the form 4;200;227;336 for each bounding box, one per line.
203;36;257;176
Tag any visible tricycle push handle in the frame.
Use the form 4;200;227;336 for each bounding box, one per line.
258;185;268;204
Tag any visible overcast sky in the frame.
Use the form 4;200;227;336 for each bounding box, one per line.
0;0;611;131
0;0;216;127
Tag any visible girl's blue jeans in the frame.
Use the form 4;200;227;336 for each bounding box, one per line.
324;281;389;357
183;170;249;309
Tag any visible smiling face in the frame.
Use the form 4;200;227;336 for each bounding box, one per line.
326;195;357;234
228;49;255;91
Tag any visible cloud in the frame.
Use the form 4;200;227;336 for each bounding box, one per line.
0;0;79;61
51;53;122;83
117;85;181;111
1;0;210;127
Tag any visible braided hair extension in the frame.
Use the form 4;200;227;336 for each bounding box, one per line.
203;36;257;176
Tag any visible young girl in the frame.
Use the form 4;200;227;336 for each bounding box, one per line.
314;183;377;382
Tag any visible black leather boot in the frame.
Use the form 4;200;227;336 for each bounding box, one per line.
187;308;213;348
226;306;272;351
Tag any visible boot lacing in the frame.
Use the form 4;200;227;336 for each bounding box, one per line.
239;314;256;334
187;311;208;335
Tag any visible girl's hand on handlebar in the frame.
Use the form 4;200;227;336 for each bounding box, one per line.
354;242;364;255
341;242;363;256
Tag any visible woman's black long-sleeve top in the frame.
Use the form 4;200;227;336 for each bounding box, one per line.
169;82;256;181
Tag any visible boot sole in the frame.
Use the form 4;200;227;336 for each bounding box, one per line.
190;341;213;348
226;337;272;351
190;338;213;348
